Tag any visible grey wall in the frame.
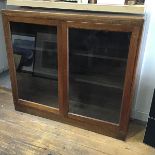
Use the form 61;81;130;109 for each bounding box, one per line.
0;1;8;73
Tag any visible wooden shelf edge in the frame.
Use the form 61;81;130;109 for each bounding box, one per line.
7;0;144;14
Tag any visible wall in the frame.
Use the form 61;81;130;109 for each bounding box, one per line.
131;0;155;122
0;1;7;73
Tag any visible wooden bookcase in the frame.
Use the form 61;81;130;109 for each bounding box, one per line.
2;9;144;140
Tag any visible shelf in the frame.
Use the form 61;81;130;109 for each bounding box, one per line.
17;72;59;108
36;48;57;53
69;99;121;123
74;78;123;89
7;0;144;14
33;68;57;78
70;50;126;90
71;73;124;89
74;52;127;62
69;81;123;123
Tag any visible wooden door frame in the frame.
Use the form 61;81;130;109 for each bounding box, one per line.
2;13;63;116
65;21;143;138
2;9;143;140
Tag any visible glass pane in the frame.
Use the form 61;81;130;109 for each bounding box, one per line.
10;22;58;108
69;28;131;123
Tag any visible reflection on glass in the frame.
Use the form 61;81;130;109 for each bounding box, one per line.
11;22;58;108
69;28;131;123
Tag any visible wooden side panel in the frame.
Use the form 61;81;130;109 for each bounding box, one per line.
119;26;143;136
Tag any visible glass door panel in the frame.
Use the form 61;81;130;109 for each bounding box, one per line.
69;28;131;123
10;22;58;108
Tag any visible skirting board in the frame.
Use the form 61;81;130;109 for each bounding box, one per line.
131;109;149;122
7;0;144;14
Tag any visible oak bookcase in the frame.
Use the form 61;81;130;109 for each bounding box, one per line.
2;8;144;139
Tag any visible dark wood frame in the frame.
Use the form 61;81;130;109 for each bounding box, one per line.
2;9;144;140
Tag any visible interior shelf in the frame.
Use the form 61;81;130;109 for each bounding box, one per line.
70;56;126;90
17;72;58;108
69;99;121;123
71;74;124;89
69;81;123;123
73;52;127;62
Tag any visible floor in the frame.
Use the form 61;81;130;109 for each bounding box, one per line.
0;88;155;155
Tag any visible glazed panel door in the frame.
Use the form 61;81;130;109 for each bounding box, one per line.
67;25;132;124
10;21;61;109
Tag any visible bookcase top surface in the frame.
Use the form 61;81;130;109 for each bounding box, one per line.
2;8;144;26
6;0;144;15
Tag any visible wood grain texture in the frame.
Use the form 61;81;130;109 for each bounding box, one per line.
58;22;69;116
119;26;143;136
2;9;144;26
0;88;154;155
